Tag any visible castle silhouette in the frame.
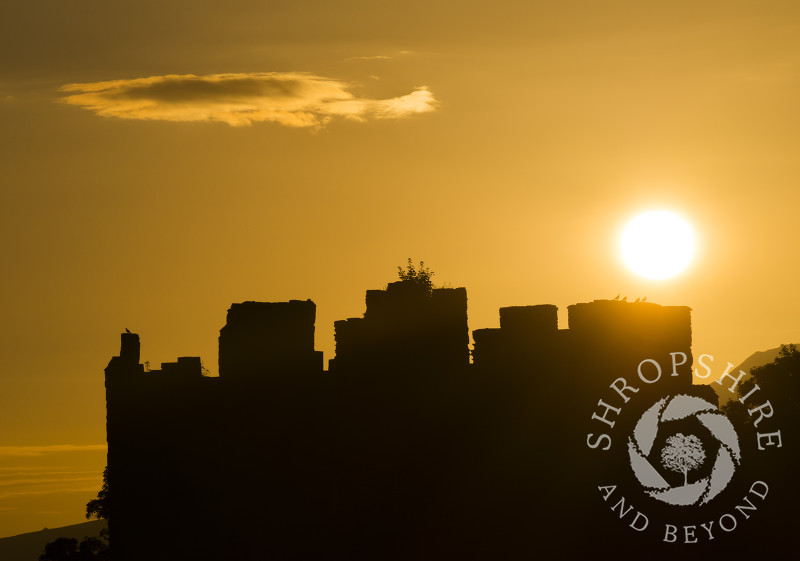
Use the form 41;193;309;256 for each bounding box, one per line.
105;279;710;560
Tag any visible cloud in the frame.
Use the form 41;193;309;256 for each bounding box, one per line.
0;467;103;500
0;485;100;500
0;444;106;457
345;51;414;62
59;72;437;127
0;463;104;500
345;55;392;61
0;475;100;489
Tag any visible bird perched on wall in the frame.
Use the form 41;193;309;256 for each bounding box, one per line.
642;297;647;302
621;296;627;302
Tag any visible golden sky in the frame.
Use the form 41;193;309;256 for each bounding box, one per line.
2;0;800;536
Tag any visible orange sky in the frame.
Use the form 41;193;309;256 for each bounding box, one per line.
1;0;800;537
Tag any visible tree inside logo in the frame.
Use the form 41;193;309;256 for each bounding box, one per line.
661;434;705;486
628;394;741;506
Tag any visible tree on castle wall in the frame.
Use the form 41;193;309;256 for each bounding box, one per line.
397;259;435;294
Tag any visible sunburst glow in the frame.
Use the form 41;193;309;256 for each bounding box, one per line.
621;211;695;280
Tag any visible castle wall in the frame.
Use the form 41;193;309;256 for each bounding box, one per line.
105;292;698;560
331;282;469;373
218;299;322;379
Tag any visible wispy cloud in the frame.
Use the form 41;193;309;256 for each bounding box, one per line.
0;465;103;500
0;445;106;458
345;55;393;61
58;72;437;127
0;475;100;489
0;485;100;500
345;50;414;62
0;462;104;500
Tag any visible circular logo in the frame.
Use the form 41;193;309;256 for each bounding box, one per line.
627;394;741;506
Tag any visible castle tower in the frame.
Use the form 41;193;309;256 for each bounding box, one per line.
331;281;469;373
218;299;323;379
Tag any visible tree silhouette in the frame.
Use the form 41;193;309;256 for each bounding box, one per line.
397;258;434;293
660;433;706;486
85;466;109;521
38;535;109;561
39;467;109;561
741;344;800;409
39;537;79;561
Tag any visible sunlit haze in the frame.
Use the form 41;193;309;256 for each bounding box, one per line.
621;210;695;280
2;0;800;540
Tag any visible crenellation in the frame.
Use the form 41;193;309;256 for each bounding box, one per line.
218;299;322;379
104;286;695;561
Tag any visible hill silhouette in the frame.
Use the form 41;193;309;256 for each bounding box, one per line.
714;345;799;404
0;520;105;561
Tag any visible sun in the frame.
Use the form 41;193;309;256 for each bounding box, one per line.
620;210;695;280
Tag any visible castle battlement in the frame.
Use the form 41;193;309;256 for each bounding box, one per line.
103;284;694;561
219;299;323;380
331;281;469;372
